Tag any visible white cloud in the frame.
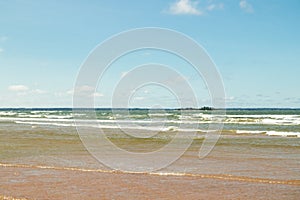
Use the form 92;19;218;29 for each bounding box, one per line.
8;85;48;96
8;85;29;92
67;86;103;98
226;96;235;101
66;89;74;95
168;0;202;15
32;89;47;94
133;97;145;101
206;3;224;11
0;48;3;53
67;86;93;96
239;0;253;13
79;85;94;91
93;92;104;97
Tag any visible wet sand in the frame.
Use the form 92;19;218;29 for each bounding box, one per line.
1;124;300;199
1;163;300;200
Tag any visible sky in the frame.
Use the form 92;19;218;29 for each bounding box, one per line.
0;0;299;108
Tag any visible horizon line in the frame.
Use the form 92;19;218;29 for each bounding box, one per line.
0;107;300;110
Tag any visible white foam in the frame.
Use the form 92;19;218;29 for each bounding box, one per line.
44;115;73;119
7;117;300;138
221;114;300;125
236;130;300;137
31;110;58;114
2;113;300;126
265;131;300;137
12;119;202;133
0;111;16;116
17;114;43;118
0;117;73;122
261;118;300;125
2;115;300;126
15;121;74;127
148;113;174;117
161;126;178;132
236;130;265;134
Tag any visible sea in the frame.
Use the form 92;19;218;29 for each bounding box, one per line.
1;108;300;186
1;108;300;137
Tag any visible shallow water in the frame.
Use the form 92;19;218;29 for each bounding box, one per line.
1;108;300;199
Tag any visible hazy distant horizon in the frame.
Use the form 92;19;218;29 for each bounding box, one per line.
1;107;300;110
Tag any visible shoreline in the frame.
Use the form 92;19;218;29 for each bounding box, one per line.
1;109;300;199
1;163;300;200
1;162;300;186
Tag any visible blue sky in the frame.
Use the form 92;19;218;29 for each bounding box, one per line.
0;0;299;108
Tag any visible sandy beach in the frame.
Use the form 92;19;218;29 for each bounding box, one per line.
1;162;300;200
1;115;300;199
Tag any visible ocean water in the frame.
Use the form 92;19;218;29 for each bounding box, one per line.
0;108;300;137
1;108;300;183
